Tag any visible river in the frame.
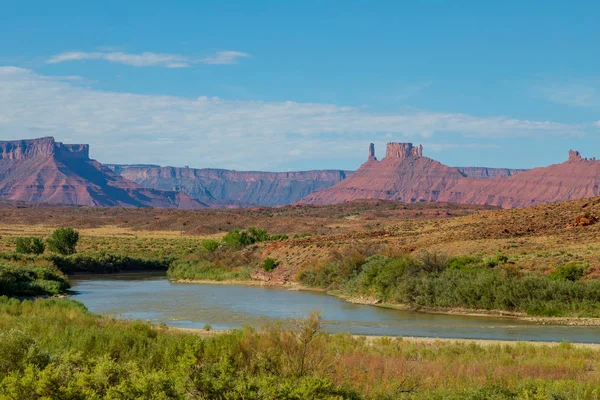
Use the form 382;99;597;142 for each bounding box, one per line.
69;272;600;343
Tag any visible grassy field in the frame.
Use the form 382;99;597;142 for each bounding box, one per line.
0;297;599;399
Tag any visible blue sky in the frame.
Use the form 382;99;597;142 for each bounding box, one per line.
1;0;599;170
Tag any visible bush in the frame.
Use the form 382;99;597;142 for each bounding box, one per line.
269;234;289;241
15;237;46;255
263;257;279;272
447;255;483;270
46;227;79;255
418;251;448;274
201;239;220;253
0;262;70;296
549;263;586;282
222;227;273;249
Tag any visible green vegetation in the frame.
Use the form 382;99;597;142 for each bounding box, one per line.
15;237;45;255
46;227;79;255
549;263;587;282
167;260;251;281
221;227;289;249
201;239;220;253
300;252;600;317
263;257;279;272
0;262;69;296
0;252;170;274
0;298;599;399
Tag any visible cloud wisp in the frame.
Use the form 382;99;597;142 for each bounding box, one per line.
0;67;592;170
46;50;250;68
534;81;600;108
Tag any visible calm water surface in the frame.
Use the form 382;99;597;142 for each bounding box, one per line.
70;273;600;343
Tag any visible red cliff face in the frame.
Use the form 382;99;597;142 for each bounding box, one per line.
0;137;206;209
299;143;600;208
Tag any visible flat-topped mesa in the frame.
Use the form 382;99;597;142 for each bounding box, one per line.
0;137;89;161
568;149;596;162
385;142;423;160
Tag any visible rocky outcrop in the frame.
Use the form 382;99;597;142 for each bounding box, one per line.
0;137;206;209
385;142;423;159
107;165;350;207
457;167;525;178
300;143;600;208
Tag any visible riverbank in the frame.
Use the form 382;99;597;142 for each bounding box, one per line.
171;277;600;326
167;325;600;349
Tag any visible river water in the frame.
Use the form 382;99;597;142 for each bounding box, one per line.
69;272;600;343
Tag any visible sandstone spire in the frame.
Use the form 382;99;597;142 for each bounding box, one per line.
368;143;376;160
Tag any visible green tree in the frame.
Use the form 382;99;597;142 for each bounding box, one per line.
46;227;79;255
15;237;46;255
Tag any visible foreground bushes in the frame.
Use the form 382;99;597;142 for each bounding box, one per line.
0;263;69;296
300;253;600;317
0;298;599;399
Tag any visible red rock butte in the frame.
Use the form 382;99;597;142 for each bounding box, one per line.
299;142;600;208
0;137;206;209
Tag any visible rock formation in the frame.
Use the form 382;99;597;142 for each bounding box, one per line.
0;137;206;209
368;143;376;160
299;143;600;208
385;142;423;159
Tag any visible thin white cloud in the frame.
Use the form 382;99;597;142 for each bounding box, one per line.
46;50;250;68
0;67;590;170
534;82;600;108
201;51;250;65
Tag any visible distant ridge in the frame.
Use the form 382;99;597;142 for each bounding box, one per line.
299;142;600;208
107;164;351;207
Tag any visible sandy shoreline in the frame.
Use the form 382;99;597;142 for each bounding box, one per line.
172;278;600;327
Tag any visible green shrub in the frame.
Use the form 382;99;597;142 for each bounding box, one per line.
247;226;269;243
0;263;70;296
548;263;586;282
447;255;483;270
222;227;273;249
46;227;79;255
263;257;279;272
15;237;46;255
269;234;289;241
201;239;220;253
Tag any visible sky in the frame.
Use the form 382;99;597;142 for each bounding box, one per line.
1;0;599;171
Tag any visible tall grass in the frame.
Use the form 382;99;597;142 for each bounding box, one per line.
0;298;599;399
